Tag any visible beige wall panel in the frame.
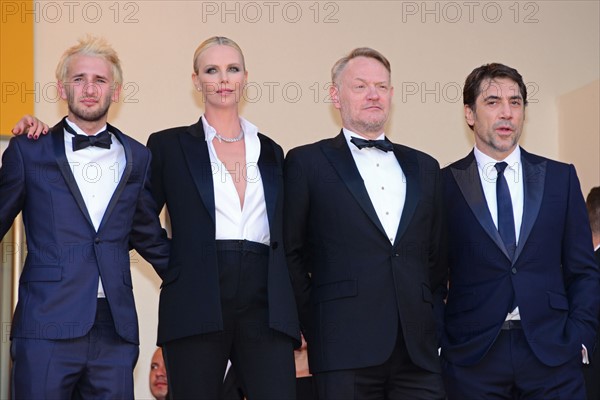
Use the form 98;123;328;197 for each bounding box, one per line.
558;80;600;196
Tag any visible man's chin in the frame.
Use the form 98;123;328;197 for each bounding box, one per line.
151;389;168;398
69;106;109;124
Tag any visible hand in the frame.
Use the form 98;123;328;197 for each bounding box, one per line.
294;333;311;377
12;115;49;139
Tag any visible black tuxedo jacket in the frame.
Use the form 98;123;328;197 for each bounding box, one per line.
442;149;600;367
284;131;447;374
147;117;299;345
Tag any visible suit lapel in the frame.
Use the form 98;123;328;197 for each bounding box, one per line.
514;149;545;261
321;132;386;236
52;123;95;228
97;124;133;232
451;151;509;258
392;145;419;245
257;134;278;230
179;118;216;224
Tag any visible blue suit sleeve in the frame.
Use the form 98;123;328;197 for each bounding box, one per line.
0;138;26;239
128;149;170;279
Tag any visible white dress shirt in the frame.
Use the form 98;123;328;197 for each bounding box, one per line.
474;146;524;243
475;145;523;320
64;118;125;298
202;116;270;245
343;129;405;244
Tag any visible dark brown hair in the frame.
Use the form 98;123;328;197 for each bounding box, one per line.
463;63;527;111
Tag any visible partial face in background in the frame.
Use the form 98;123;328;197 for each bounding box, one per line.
149;348;168;400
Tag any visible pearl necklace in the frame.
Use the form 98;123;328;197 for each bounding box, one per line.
214;128;244;143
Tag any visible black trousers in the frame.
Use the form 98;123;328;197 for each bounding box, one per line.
163;240;296;400
314;326;445;400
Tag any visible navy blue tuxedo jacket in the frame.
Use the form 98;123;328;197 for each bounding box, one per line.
284;132;447;374
147;118;299;345
442;148;600;367
0;120;170;344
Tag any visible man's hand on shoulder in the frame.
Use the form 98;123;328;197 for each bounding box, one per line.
12;115;49;139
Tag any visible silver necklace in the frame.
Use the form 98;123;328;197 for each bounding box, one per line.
214;128;244;143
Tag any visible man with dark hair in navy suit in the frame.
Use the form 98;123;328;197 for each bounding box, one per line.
1;36;169;399
441;63;600;400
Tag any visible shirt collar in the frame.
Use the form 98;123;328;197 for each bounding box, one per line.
474;145;521;172
65;118;107;137
201;114;258;142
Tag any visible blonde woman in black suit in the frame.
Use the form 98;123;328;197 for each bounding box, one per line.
147;37;299;399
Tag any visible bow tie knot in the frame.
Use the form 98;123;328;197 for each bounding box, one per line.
72;131;112;151
63;120;112;151
350;137;393;152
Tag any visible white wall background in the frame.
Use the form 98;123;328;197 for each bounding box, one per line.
23;1;600;398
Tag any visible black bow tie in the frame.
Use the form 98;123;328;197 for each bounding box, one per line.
350;137;393;152
64;121;112;151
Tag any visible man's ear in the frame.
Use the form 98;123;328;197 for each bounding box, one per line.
58;80;68;101
330;83;341;110
464;104;475;127
111;83;122;103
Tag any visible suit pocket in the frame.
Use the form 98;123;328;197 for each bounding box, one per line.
547;291;569;310
20;266;61;282
313;279;357;303
160;267;181;288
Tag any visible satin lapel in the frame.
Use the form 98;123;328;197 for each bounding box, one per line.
514;150;545;261
52;125;94;228
451;151;508;258
97;125;133;232
257;135;278;229
392;145;419;245
321;132;386;236
179;120;216;224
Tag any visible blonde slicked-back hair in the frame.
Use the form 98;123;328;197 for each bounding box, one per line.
331;47;391;86
192;36;246;75
55;35;123;85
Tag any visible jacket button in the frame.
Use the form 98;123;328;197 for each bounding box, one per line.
95;238;100;244
511;267;517;274
271;242;278;250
